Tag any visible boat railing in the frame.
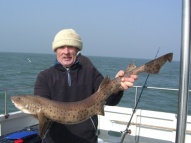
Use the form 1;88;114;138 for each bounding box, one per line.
0;85;190;119
0;86;34;118
133;86;181;106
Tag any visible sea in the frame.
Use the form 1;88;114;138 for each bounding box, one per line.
0;52;190;115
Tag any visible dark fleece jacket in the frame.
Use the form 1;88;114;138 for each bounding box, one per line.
34;54;123;143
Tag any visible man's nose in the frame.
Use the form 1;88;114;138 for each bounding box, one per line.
63;47;70;54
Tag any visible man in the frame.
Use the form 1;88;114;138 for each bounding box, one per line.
34;29;138;143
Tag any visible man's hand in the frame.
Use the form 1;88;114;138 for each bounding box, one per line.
115;70;138;90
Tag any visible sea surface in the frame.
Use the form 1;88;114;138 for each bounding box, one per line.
0;52;190;115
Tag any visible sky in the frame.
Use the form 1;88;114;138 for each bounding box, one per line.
0;1;182;61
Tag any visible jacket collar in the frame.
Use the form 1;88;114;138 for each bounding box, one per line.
54;59;81;71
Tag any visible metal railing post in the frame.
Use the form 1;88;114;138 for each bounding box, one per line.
134;87;138;108
175;0;191;142
4;90;7;115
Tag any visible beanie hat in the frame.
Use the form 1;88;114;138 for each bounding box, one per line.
52;29;83;51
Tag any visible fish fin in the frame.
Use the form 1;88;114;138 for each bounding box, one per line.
98;76;110;92
125;63;136;75
41;119;52;138
96;102;105;116
37;112;50;138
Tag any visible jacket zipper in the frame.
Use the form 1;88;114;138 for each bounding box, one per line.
67;68;71;86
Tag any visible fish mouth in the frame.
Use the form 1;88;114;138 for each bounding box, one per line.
11;99;15;104
11;98;16;105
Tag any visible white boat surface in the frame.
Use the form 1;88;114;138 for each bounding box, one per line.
0;104;191;143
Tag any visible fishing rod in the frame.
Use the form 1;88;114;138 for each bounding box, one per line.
120;47;160;143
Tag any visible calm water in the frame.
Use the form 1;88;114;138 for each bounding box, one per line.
0;52;190;115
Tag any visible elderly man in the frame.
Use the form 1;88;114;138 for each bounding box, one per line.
34;29;138;143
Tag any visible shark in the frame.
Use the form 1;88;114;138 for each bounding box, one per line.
11;53;173;138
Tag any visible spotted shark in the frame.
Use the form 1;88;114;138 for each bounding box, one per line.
11;53;173;138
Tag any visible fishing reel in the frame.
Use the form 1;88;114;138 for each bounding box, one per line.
121;129;131;134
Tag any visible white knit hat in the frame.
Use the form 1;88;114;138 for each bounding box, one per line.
52;29;83;51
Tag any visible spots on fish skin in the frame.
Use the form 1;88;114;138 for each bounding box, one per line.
62;117;65;120
155;64;160;70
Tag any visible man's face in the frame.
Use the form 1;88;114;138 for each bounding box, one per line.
56;46;78;67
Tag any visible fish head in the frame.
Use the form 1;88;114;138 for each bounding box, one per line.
11;95;39;114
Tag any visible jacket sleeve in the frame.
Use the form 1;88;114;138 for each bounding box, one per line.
34;71;51;99
105;91;124;106
93;67;124;106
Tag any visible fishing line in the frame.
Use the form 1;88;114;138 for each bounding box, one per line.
120;47;160;143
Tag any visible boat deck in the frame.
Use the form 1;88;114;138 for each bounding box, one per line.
0;124;173;143
0;124;41;143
